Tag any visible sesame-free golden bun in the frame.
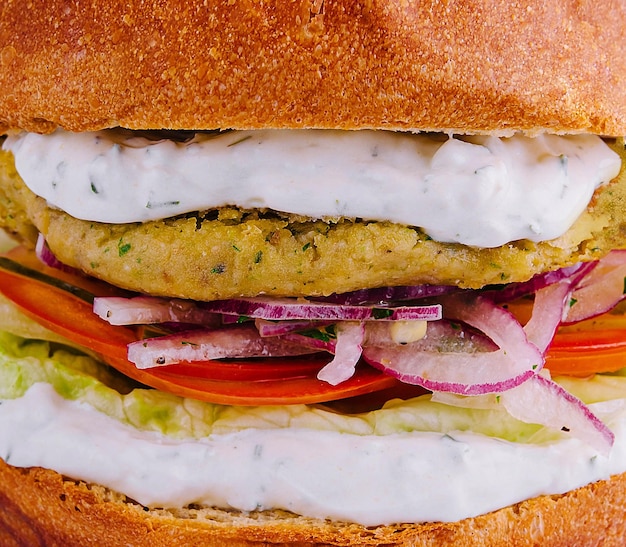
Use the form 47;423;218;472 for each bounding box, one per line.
0;0;625;135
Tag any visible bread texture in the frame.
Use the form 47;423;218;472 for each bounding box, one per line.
0;0;626;135
1;459;625;547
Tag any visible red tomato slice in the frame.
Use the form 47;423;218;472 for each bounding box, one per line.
0;248;398;405
139;359;400;406
546;313;626;376
0;258;137;360
503;297;626;376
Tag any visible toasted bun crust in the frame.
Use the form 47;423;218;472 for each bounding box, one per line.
1;0;626;135
1;459;626;546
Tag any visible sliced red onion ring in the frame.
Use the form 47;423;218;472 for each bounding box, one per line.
363;320;497;352
523;280;574;354
564;250;626;324
501;374;614;456
201;296;442;322
282;330;336;353
35;233;81;274
362;295;542;395
279;318;496;356
127;325;318;369
481;262;595;304
316;284;458;306
317;322;365;385
94;296;222;327
255;319;334;337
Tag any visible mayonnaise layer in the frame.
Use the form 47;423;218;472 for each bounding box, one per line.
4;130;621;248
2;383;626;526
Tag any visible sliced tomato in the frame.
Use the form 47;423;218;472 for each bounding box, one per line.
0;257;138;360
0;248;398;405
503;297;626;377
137;359;400;406
546;312;626;376
4;245;134;298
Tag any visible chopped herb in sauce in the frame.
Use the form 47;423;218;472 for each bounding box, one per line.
227;135;252;147
146;200;181;209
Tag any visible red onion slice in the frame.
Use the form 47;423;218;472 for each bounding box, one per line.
523;280;574;354
127;325;318;369
362;295;542;395
201;297;442;322
317;322;365;385
564;250;626;324
363;319;497;352
316;284;458;306
94;296;222;327
481;262;594;304
262;318;497;354
501;374;614;455
35;233;81;274
279;318;498;359
255;319;334;337
282;331;336;353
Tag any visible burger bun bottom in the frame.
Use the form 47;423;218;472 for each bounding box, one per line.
1;459;626;546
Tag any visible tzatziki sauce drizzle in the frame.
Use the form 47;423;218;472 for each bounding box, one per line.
3;129;621;248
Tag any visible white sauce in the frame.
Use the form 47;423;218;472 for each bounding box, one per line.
2;383;626;526
4;130;621;248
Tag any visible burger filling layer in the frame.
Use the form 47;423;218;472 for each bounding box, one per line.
1;131;625;527
4;129;620;248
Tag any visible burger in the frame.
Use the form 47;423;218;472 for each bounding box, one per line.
1;1;626;545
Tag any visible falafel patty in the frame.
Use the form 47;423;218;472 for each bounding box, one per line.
1;141;626;301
